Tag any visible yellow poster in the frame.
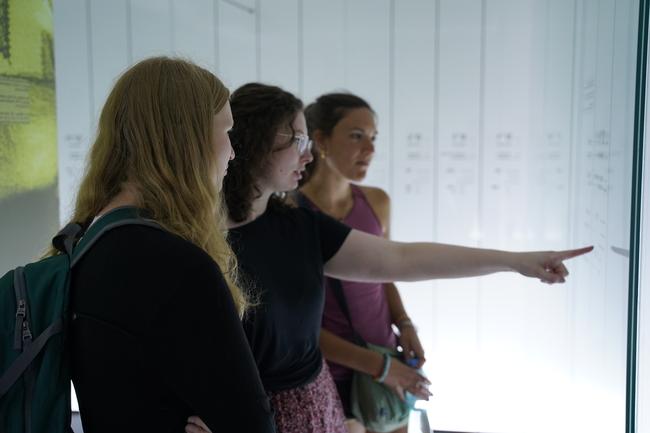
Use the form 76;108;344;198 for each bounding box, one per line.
0;0;57;200
0;0;58;270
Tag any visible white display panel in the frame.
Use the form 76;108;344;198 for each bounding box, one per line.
427;2;484;430
171;0;218;72
391;1;437;396
342;0;392;193
88;0;130;120
50;1;642;431
130;0;173;62
259;0;300;95
53;0;93;225
565;0;637;430
301;0;346;103
217;0;258;90
391;0;436;244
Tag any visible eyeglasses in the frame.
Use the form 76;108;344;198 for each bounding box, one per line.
276;133;313;155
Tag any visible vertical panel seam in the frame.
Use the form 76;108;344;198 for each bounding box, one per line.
126;0;133;64
568;0;582;379
565;0;579;382
85;0;95;130
389;0;395;198
298;0;304;97
433;0;440;242
256;0;261;81
343;0;348;87
477;0;487;352
432;0;441;362
214;0;220;72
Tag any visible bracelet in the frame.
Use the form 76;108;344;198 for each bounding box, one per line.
374;353;392;383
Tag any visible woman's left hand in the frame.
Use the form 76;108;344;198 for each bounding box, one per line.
398;325;425;369
185;416;211;433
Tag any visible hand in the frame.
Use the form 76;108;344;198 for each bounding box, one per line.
383;357;431;401
398;326;426;369
185;416;211;433
511;246;593;284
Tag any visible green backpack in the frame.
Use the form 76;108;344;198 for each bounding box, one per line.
0;207;160;433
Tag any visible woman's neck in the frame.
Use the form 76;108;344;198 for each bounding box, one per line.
227;188;274;229
97;183;140;217
300;164;353;216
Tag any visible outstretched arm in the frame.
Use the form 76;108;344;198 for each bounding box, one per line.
324;229;593;285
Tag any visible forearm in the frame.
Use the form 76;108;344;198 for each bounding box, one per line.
320;329;383;377
391;242;515;281
327;230;591;284
384;283;408;324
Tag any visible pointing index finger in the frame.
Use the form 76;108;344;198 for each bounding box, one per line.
555;246;593;261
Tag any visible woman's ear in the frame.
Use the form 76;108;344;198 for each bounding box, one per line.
313;130;328;158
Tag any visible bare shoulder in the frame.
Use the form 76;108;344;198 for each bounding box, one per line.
358;185;391;228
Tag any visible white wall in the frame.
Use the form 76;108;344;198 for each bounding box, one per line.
52;0;641;431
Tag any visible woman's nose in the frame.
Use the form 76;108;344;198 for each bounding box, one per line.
302;148;314;163
365;138;375;153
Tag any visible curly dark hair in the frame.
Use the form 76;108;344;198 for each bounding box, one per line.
224;83;304;223
302;92;374;185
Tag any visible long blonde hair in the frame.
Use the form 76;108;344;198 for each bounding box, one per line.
59;57;247;314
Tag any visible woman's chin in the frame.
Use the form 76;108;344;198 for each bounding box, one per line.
280;181;299;193
348;170;368;182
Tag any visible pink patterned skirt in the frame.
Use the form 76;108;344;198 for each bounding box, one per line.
268;361;347;433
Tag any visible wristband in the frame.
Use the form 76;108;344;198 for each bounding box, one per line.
374;353;391;383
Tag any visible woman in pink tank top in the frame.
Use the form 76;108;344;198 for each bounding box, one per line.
299;93;423;433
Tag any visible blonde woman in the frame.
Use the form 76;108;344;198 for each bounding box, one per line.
66;58;274;433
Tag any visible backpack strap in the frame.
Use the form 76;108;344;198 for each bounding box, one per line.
0;318;63;398
0;208;163;403
52;223;84;258
12;266;36;432
70;207;163;267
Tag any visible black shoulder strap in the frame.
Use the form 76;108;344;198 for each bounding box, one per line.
0;319;62;398
69;207;163;267
328;277;366;346
52;223;84;258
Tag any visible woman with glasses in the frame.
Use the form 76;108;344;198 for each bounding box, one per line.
296;93;420;433
186;82;591;433
222;83;349;433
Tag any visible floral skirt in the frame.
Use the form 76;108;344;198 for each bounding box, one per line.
268;360;347;433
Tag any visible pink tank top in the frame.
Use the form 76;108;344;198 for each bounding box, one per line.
302;185;397;381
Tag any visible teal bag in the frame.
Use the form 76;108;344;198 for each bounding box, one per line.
0;207;160;433
349;343;410;433
327;277;410;432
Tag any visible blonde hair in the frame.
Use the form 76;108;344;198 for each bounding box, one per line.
57;57;247;314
